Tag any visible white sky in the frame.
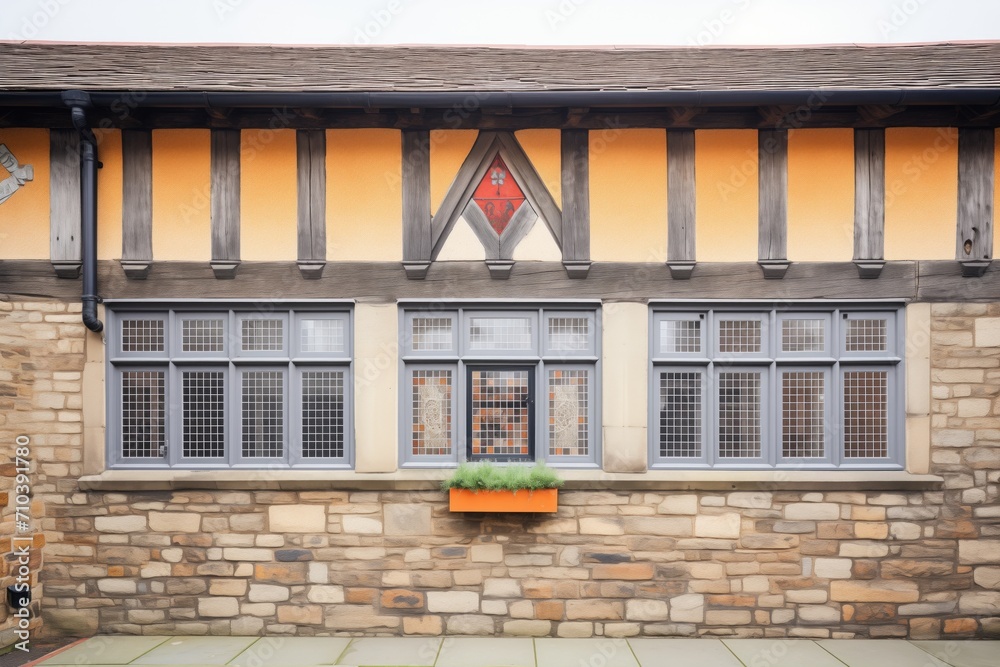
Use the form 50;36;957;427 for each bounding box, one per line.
1;0;999;46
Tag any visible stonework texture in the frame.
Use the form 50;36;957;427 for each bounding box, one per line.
1;299;999;643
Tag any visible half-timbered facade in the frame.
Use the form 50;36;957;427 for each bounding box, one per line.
1;42;1000;643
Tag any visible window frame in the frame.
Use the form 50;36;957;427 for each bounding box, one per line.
106;300;354;470
649;301;905;470
399;302;601;469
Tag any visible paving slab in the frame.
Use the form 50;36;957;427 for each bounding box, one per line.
723;639;845;667
228;637;353;666
39;636;171;665
819;640;951;667
132;637;258;665
534;638;639;667
337;638;441;667
908;641;999;667
435;637;535;667
627;639;743;667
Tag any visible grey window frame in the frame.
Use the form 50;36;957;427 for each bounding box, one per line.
399;302;600;469
650;301;904;470
106;301;354;470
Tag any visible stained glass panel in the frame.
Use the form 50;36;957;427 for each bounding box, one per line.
471;154;526;235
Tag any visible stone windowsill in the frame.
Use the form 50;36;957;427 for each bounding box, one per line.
77;469;943;492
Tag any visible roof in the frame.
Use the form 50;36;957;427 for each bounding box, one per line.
1;41;999;94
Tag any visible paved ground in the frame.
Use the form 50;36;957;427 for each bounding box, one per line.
24;636;1000;666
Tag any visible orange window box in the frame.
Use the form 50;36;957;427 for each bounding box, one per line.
448;488;559;513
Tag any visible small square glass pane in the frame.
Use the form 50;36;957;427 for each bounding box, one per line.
412;317;453;352
660;320;701;354
548;369;589;456
411;370;452;456
718;319;762;354
121;319;164;353
182;318;225;353
782;319;825;353
300;318;345;354
659;371;702;458
241;319;284;352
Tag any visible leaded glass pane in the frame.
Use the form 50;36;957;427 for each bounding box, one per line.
122;319;164;353
300;319;345;354
470;369;530;458
548;369;588;456
241;318;284;352
182;318;224;353
121;371;165;458
548;317;589;352
468;317;532;351
659;371;702;458
242;370;284;458
719;319;762;353
846;318;887;352
843;370;888;458
182;370;225;458
782;371;826;458
782;319;824;353
412;317;453;351
660;319;701;354
411;370;452;456
718;371;762;458
301;371;344;458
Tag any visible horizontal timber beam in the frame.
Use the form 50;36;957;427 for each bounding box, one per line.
8;259;989;303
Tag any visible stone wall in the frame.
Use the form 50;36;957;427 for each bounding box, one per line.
2;298;999;643
0;299;85;648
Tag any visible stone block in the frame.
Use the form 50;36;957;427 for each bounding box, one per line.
384;504;431;535
342;515;383;534
148;512;201;532
484;578;521;598
94;515;147;533
958;592;1000;614
625;599;669;621
694;513;741;538
830;580;919;603
427;591;479;613
798;605;840;623
658;495;698;515
975;318;1000;347
503;620;551;636
223;548;273;562
447;615;495;635
786;589;828;604
308;585;346;604
959;540;1000;564
592;563;655;580
268;505;326;532
471;544;504;563
403;616;443;635
97;579;137;595
669;594;704;623
580;517;626;535
705;610;752;625
249;584;290;602
784;503;840;520
814;558;853;579
198;597;239;618
740;534;798;549
974;567;1000;589
727;492;772;509
277;605;322;624
209;579;248;596
380;588;423;609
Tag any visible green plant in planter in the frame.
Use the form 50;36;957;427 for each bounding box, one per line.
441;460;564;493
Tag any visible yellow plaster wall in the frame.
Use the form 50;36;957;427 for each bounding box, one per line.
884;127;957;260
516;129;561;208
151;129;211;261
429;130;477;214
590;129;667;262
241;129;297;261
0;129;49;259
787;128;854;261
695;129;758;262
327;129;401;261
96;130;123;260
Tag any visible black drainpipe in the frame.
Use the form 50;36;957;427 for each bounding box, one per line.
62;91;103;333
